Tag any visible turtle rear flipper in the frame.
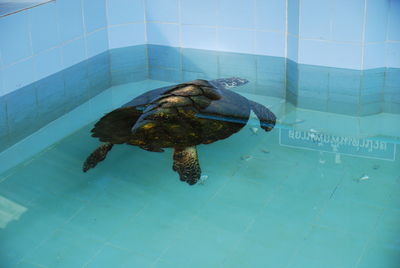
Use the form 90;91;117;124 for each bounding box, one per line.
83;143;114;172
249;100;276;131
173;146;201;185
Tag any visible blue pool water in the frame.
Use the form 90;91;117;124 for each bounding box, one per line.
0;79;399;267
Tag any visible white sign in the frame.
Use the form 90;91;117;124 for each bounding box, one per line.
279;128;396;161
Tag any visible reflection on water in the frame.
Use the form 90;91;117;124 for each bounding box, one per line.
0;196;27;228
280;128;397;161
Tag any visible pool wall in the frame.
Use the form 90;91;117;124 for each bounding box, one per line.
0;0;400;152
144;0;400;115
0;0;147;152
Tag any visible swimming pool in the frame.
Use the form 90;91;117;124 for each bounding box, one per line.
1;78;399;267
1;0;400;267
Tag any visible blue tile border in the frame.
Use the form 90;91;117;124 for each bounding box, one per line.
329;68;361;96
181;48;218;75
109;45;148;85
4;83;40;147
63;62;90;111
36;72;66;126
0;51;112;152
147;45;287;97
146;45;399;114
286;61;398;116
0;45;156;153
148;44;181;69
286;59;299;97
298;64;330;94
0;97;8;151
256;55;286;98
1;44;400;153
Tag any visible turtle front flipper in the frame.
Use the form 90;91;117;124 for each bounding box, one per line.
83;143;114;172
173;146;201;185
249;100;276;131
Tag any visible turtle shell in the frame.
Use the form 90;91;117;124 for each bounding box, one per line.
91;80;251;150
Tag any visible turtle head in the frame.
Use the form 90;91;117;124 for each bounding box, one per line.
209;77;249;89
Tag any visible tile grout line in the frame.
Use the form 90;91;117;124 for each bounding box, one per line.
53;0;63;70
216;0;221;77
17;228;74;267
152;171;239;266
253;0;258;94
143;0;150;79
107;21;144;28
252;0;256;55
81;244;106;268
177;0;182;48
283;163;350;267
177;0;183;80
354;208;386;268
381;0;392;112
25;6;37;103
16;195;92;266
104;0;113;85
384;1;391;68
284;0;289;99
360;0;368;71
80;0;89;61
68;192;152;267
105;0;111;50
219;182;284;267
2;24;109;72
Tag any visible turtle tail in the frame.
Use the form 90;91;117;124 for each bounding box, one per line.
249;100;276;131
172;146;201;185
83;143;114;172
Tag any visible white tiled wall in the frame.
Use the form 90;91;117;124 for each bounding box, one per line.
1;0;399;97
0;0;109;97
106;0;146;49
145;0;287;57
144;0;400;70
289;0;400;70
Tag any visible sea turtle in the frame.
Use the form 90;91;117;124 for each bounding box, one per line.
83;78;276;185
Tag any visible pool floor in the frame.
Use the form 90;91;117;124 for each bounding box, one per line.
0;80;399;268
